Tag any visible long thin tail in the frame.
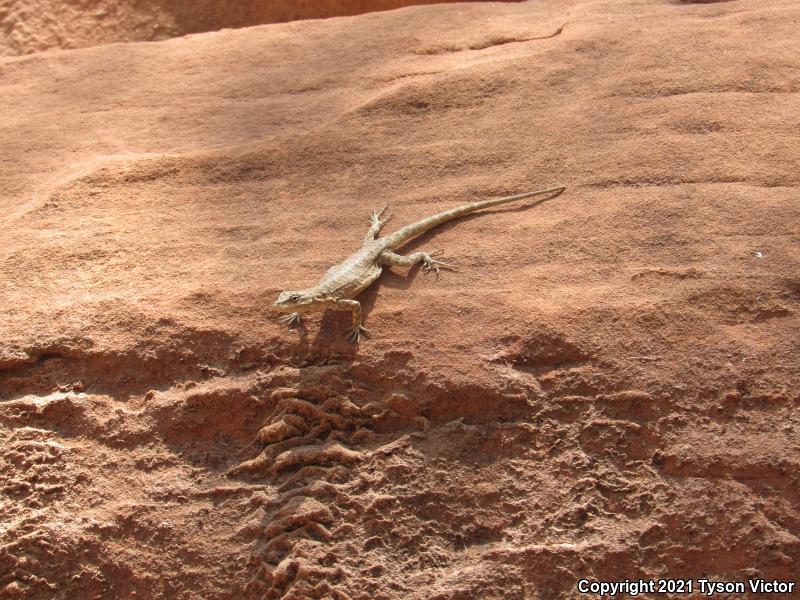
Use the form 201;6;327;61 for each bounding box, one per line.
381;185;565;249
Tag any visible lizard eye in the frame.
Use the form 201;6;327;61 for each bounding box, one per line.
289;294;300;302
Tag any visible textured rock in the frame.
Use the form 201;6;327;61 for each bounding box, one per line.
0;0;519;56
1;0;799;598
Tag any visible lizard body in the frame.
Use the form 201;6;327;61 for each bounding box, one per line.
273;185;565;340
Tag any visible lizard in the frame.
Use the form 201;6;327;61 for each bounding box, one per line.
273;185;565;341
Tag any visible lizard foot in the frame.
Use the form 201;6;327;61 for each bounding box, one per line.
346;324;369;343
279;312;302;327
422;251;455;280
370;203;393;228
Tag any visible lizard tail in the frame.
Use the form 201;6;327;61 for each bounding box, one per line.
381;185;565;249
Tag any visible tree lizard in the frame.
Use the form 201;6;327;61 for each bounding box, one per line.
273;185;565;341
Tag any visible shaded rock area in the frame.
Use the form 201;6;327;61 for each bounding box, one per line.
0;0;522;56
1;0;799;598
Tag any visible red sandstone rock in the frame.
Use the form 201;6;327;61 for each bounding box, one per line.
1;1;799;598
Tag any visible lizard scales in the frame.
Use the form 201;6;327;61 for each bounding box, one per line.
273;185;565;341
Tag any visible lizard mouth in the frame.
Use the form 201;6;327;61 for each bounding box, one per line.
273;298;313;312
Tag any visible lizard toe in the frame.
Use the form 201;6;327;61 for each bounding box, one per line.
346;324;369;343
279;312;302;326
422;257;454;280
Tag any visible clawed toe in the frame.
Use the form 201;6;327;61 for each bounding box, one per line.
346;324;369;343
279;312;302;326
423;260;454;270
422;257;455;280
370;202;390;224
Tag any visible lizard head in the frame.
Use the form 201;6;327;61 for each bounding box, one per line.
273;290;320;313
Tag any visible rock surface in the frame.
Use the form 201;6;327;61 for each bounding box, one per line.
0;0;518;56
1;0;799;598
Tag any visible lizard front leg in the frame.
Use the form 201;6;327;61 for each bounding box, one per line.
378;249;454;279
364;203;393;243
329;298;368;342
278;312;301;326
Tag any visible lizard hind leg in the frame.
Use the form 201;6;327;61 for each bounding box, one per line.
422;249;455;279
379;249;455;280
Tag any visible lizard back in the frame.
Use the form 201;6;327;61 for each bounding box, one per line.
316;243;384;299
